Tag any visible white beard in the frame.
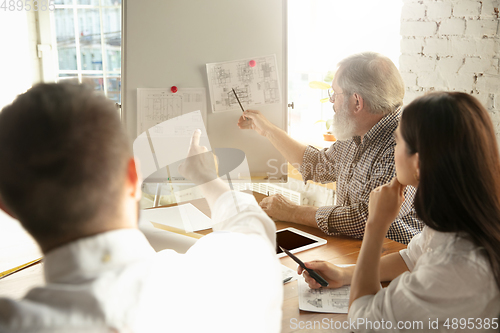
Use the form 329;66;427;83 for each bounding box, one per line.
331;99;357;141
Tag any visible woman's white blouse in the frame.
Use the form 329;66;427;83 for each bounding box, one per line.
349;226;500;332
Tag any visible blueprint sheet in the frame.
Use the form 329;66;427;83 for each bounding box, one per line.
137;88;207;135
298;276;350;313
206;55;281;113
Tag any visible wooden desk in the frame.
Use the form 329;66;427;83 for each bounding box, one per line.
0;213;44;299
159;191;407;333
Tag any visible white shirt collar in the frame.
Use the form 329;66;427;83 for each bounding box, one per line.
43;228;155;283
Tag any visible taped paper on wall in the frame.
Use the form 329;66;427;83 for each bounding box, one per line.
137;88;207;135
206;55;281;113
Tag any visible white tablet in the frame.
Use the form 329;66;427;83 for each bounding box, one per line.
276;227;327;258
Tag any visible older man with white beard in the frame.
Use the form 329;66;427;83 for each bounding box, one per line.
237;52;423;245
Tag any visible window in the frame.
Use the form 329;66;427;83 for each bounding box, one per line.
41;0;122;103
287;0;402;146
0;11;33;110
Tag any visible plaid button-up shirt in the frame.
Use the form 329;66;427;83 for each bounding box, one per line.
299;108;424;244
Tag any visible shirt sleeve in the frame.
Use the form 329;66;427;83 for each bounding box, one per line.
315;146;397;238
210;190;277;250
399;228;425;271
348;251;495;332
182;191;283;333
386;185;423;245
299;144;339;184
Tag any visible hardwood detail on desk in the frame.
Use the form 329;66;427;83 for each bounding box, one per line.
0;215;44;298
158;191;407;333
0;264;44;299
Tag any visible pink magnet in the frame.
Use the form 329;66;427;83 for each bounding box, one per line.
171;86;178;93
249;60;256;67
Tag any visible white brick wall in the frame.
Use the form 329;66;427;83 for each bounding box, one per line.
439;18;466;35
401;2;427;20
423;38;452;55
453;1;481;18
426;2;452;20
400;0;500;145
465;18;498;36
401;37;424;53
401;21;438;36
476;75;500;92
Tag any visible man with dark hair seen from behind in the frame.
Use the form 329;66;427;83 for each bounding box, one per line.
238;52;423;244
0;83;282;333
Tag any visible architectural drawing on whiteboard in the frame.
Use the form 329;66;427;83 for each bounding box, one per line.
206;54;281;113
237;62;253;83
137;88;207;135
258;80;280;104
258;61;273;78
143;92;182;122
214;66;232;85
216;86;253;109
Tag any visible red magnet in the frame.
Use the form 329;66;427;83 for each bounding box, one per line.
249;60;256;67
171;86;178;93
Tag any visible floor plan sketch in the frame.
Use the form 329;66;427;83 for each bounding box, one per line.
206;55;281;113
213;66;232;85
137;88;207;135
307;298;323;308
298;277;350;313
228;86;252;106
237;62;253;83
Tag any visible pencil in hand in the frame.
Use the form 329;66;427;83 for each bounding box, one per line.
232;88;246;120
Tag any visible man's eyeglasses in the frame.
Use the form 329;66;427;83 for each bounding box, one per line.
328;89;345;103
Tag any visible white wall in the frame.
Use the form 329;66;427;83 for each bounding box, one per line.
123;0;288;180
400;0;500;145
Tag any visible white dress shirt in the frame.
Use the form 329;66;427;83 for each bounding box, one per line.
0;191;283;333
349;226;500;332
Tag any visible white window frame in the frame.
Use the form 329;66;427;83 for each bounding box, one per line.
37;0;121;101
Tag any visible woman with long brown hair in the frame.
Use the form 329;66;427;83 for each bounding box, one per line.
300;92;500;331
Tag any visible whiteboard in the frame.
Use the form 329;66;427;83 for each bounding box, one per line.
122;0;288;182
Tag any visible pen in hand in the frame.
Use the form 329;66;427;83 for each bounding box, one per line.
279;246;329;287
232;88;246;120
